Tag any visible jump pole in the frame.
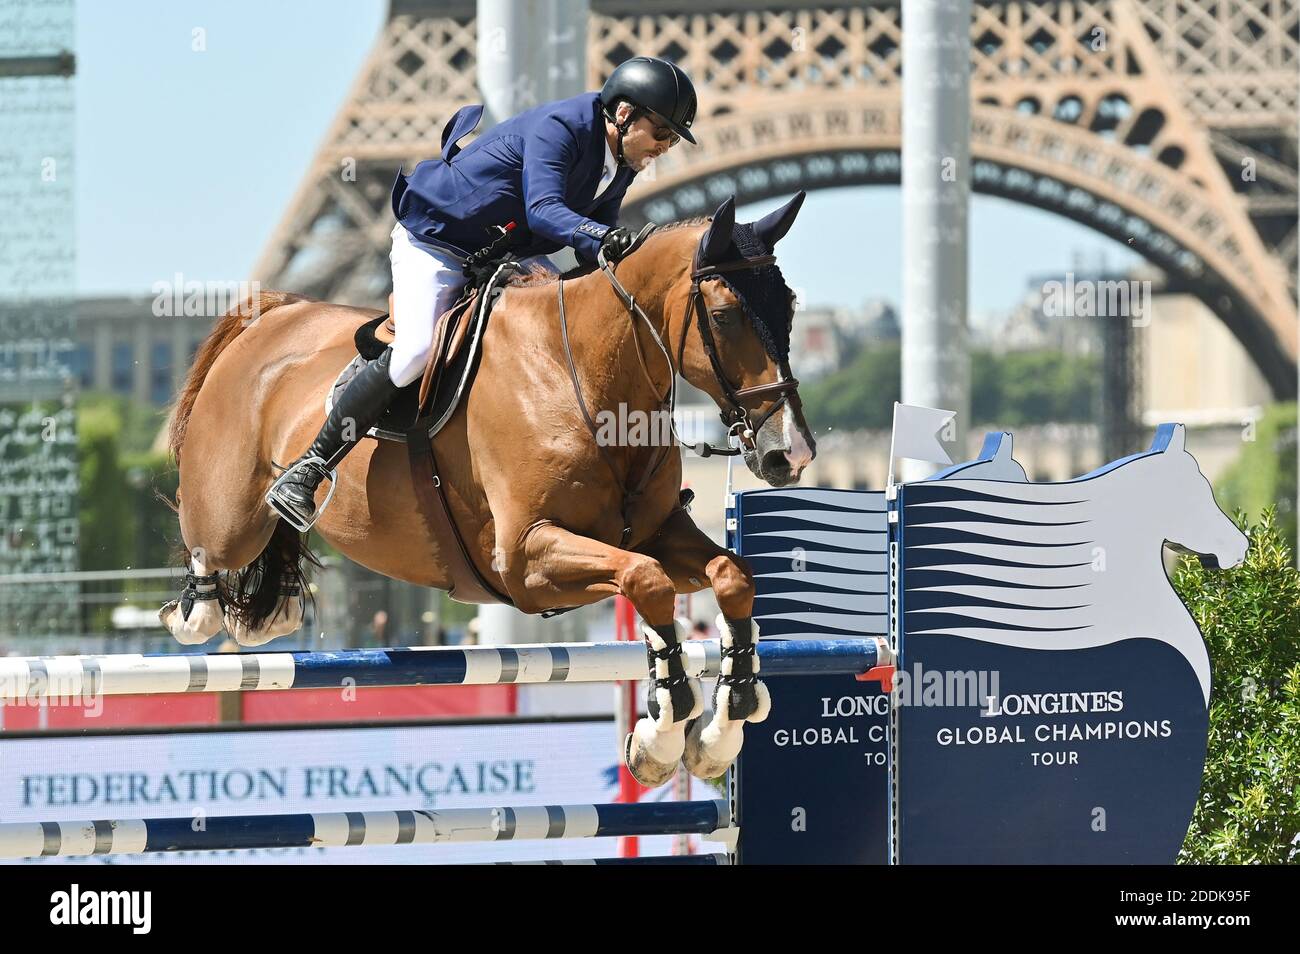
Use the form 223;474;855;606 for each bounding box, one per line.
0;800;731;859
0;638;892;863
0;638;890;699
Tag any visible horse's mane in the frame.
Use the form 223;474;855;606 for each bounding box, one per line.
505;216;710;288
507;260;596;286
643;215;711;233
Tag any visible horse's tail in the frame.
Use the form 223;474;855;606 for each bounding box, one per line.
164;290;317;636
224;518;323;634
166;290;304;462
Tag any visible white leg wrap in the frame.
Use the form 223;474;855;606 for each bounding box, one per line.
159;598;224;645
159;558;225;646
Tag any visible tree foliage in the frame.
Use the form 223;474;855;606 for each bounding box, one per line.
800;345;1099;436
77;393;179;571
799;342;900;435
1215;403;1296;557
1174;510;1300;863
77;401;134;572
971;349;1098;426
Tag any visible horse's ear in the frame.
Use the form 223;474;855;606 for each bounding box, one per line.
701;196;736;264
752;190;806;249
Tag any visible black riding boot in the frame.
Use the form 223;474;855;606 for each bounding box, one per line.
266;347;400;530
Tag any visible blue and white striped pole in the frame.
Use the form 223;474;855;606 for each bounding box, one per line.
0;638;889;699
0;800;731;859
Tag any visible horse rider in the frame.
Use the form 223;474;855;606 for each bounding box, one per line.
267;56;699;529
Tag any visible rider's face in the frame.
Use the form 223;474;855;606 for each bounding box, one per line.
617;105;680;171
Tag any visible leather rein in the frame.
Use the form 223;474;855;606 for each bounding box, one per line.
555;226;802;546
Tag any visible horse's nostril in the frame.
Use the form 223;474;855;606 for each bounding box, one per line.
762;449;788;473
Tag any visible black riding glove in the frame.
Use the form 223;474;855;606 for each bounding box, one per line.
600;227;635;261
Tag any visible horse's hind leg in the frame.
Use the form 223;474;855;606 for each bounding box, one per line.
160;527;307;648
635;507;770;780
222;558;305;647
159;545;227;645
161;448;305;647
509;522;703;787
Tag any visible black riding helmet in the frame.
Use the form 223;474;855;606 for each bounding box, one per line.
599;56;698;166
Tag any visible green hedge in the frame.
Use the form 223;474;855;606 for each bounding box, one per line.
1174;509;1300;863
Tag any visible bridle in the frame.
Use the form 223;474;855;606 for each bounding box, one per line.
676;250;801;455
556;223;803;546
586;225;802;458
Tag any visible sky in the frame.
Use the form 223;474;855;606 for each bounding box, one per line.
74;0;1142;321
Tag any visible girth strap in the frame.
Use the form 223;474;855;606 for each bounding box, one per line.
405;423;514;605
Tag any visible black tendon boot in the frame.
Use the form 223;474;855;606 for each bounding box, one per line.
266;347;400;531
623;621;704;787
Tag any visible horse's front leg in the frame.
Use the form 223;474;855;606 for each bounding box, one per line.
636;507;771;780
513;521;703;788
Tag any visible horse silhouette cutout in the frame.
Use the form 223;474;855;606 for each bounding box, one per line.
893;422;1246;861
907;423;1246;706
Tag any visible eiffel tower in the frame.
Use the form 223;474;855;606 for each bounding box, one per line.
254;0;1298;396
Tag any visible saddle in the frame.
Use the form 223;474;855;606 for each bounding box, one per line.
327;260;521;605
336;291;476;441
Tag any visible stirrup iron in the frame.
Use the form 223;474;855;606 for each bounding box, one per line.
265;455;339;532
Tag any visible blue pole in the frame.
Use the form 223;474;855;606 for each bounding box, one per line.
0;800;731;858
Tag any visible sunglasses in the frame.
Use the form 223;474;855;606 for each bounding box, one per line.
644;114;681;146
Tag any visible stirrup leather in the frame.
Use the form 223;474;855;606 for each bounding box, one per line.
265;455;339;532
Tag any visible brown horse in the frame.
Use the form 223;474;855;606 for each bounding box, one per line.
158;192;815;784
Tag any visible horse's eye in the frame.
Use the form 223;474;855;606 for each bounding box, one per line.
710;309;732;325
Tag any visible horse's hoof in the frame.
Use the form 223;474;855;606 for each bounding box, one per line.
682;712;746;780
224;594;303;647
159;599;223;646
623;718;684;788
267;593;305;637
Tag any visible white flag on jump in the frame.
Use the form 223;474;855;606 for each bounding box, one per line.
891;402;955;466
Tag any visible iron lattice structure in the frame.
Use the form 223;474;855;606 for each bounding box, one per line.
253;0;1300;395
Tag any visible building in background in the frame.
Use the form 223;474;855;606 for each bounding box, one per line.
788;298;898;381
70;297;212;407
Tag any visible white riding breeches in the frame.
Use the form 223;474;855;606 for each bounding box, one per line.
387;223;561;388
388;223;469;388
